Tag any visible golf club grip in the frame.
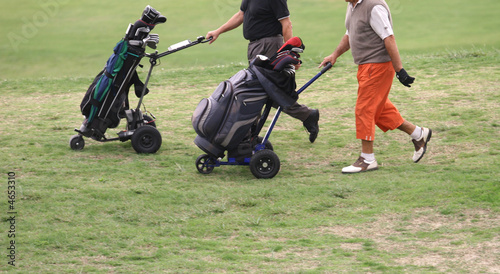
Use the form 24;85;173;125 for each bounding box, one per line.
321;62;332;74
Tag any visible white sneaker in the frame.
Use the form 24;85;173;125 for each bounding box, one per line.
412;127;432;163
342;156;378;174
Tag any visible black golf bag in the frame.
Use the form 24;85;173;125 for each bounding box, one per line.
192;37;305;162
192;68;269;160
78;5;166;140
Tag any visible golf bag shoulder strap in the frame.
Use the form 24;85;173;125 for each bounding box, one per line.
130;70;149;98
104;69;114;79
251;65;297;108
90;98;100;107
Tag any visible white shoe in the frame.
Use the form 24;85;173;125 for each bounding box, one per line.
342;157;378;174
412;127;432;163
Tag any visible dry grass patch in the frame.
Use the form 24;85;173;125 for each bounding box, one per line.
317;208;499;273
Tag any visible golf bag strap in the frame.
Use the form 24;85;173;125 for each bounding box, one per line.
104;69;114;79
90;98;101;107
251;65;297;108
131;70;149;98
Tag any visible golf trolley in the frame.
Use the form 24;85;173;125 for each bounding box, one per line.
69;6;211;153
194;62;332;179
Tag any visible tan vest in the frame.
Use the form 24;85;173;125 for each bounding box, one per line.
345;0;392;64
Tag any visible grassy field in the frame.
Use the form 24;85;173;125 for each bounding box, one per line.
1;0;500;79
1;0;500;273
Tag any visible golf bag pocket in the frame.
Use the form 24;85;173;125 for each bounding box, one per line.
213;92;267;149
192;81;233;139
192;98;211;137
80;70;104;117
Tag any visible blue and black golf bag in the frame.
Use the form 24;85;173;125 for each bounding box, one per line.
78;5;166;140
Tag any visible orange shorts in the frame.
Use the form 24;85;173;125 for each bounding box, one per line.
355;62;404;141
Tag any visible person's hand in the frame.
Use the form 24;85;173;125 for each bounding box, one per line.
396;68;415;87
205;30;220;44
319;54;336;68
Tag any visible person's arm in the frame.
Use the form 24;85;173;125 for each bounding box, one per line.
319;34;350;67
205;11;244;44
384;35;415;87
280;17;293;42
384;35;402;72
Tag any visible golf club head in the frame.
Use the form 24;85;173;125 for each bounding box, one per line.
141;5;167;26
135;27;150;37
126;6;166;41
144;34;160;49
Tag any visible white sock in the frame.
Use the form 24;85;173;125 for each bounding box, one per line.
410;126;422;140
361;153;375;162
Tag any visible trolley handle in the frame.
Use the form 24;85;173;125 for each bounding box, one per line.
149;36;212;59
320;62;333;74
259;62;333;147
296;62;333;95
200;36;213;43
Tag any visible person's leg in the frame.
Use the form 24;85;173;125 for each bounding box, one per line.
282;102;311;121
396;120;432;163
377;101;432;163
247;36;284;61
342;63;386;173
397;120;416;135
282;103;319;143
354;63;394;142
362;139;374;154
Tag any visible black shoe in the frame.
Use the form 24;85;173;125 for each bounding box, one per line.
303;109;319;143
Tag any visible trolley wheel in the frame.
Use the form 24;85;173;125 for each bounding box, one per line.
255;136;273;151
249;149;280;179
143;114;156;128
196;154;216;174
69;135;85;150
131;126;162;153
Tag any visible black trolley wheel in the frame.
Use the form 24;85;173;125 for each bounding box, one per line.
131;126;162;153
196;154;216;174
249;149;280;179
69;134;85;150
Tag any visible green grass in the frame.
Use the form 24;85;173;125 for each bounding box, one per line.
1;0;500;79
1;0;500;273
1;48;499;272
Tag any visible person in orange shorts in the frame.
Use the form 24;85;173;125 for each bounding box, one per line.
319;0;432;173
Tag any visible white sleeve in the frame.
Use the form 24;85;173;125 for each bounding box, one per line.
370;5;394;40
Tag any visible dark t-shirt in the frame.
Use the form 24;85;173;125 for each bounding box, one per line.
240;0;290;41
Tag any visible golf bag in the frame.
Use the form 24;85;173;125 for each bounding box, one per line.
78;5;166;139
192;37;305;161
192;69;269;159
